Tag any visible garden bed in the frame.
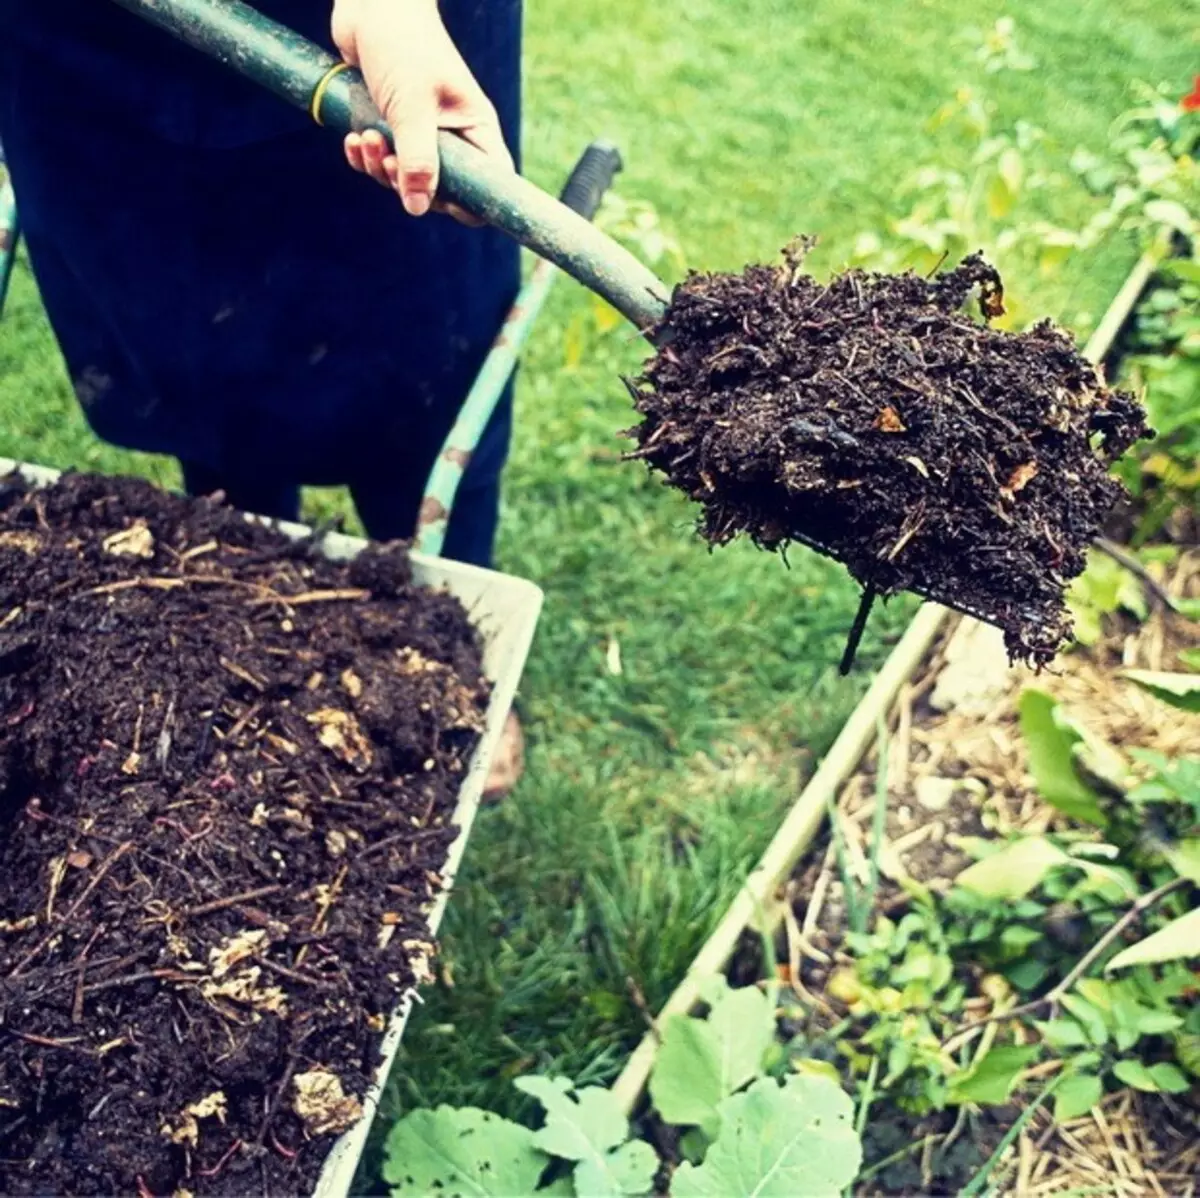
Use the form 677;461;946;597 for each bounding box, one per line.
0;466;541;1197
767;558;1200;1195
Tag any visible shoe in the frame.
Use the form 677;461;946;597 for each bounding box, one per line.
482;709;524;803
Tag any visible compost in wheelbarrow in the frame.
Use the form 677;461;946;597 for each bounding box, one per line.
0;468;538;1197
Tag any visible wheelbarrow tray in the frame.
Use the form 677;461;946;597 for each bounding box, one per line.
0;457;544;1197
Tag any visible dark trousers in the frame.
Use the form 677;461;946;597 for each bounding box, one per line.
0;0;522;568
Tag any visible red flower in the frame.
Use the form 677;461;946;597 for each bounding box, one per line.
1182;76;1200;113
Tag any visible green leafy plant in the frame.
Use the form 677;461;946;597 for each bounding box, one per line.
848;20;1087;328
810;657;1198;1153
671;1074;860;1197
1118;257;1200;544
945;674;1200;1119
382;980;862;1197
1071;81;1199;258
818;904;967;1115
1064;549;1150;647
1073;82;1200;544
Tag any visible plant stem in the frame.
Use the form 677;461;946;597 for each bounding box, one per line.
856;1134;938;1184
826;790;865;935
863;719;889;924
1093;537;1173;609
855;1055;880;1138
959;1074;1062;1198
944;875;1189;1049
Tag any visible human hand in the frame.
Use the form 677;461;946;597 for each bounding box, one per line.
331;0;514;219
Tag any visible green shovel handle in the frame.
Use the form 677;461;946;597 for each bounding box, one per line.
109;0;671;333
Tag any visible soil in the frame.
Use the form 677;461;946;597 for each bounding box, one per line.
626;243;1151;665
0;472;489;1196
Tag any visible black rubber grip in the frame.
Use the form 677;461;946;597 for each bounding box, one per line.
558;140;623;221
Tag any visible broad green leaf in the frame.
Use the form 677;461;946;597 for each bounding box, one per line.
1107;908;1200;972
678;1128;708;1166
648;985;774;1138
1112;1058;1158;1091
574;1141;658;1198
1067;553;1147;646
1143;198;1196;236
516;1076;624;1155
998;147;1024;198
1054;1071;1102;1122
1174;1034;1200;1080
986;172;1015;220
707;983;776;1098
1075;978;1115;1012
947;1044;1040;1106
1036;1018;1090;1050
1112;1059;1191;1093
383;1107;549;1196
1161;845;1200;893
1018;691;1106;826
514;1075;652;1195
1148;1063;1193;1093
1121;670;1200;714
1109;990;1182;1052
1060;994;1108;1045
1136;1012;1184;1036
792;1057;843;1084
671;1075;861;1198
955;836;1069;901
649;1014;722;1133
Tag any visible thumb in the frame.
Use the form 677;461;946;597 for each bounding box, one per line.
383;80;440;217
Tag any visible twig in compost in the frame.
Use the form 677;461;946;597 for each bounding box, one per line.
72;927;104;1024
258;958;332;989
247;587;370;607
11;841;134;976
780;890;834;1014
801;842;836;941
944;875;1189;1050
10;1030;87;1049
254;1057;301;1150
183;885;283;918
356;826;447;862
82;968;198;995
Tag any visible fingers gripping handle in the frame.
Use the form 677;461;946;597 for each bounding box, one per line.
108;0;670;332
558;142;623;221
324;75;665;328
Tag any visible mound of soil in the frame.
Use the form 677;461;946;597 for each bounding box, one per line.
626;243;1151;664
0;473;489;1196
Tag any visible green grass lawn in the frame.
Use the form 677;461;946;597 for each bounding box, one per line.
0;0;1194;1144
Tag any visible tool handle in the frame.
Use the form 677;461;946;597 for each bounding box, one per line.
108;0;669;334
558;141;623;221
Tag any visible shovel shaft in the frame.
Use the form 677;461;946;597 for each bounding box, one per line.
109;0;671;332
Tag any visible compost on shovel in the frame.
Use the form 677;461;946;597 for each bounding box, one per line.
0;473;488;1196
626;242;1151;665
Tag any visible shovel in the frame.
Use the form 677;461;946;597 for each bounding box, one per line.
108;0;1036;669
111;0;672;333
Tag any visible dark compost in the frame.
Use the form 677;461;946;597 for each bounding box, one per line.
0;472;489;1196
626;245;1151;664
